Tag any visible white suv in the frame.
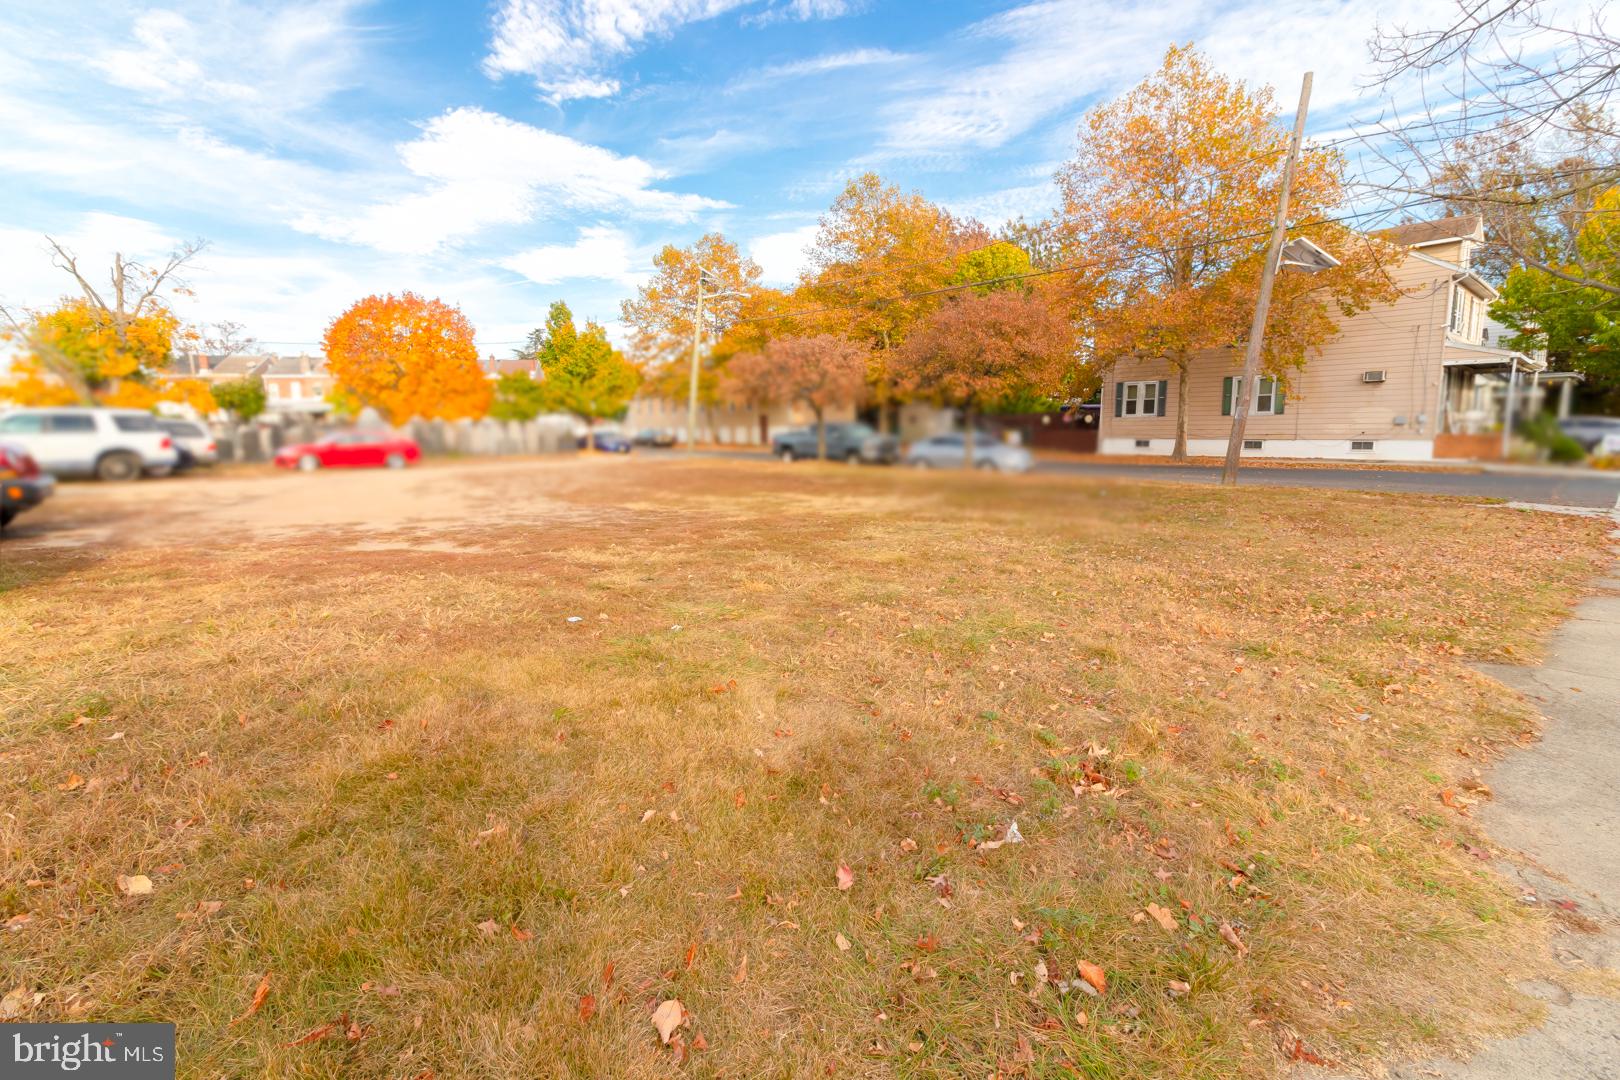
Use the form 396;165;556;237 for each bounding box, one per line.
0;407;180;481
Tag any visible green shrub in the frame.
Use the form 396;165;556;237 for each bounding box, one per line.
1520;413;1587;463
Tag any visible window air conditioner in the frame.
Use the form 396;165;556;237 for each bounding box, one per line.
1362;370;1387;383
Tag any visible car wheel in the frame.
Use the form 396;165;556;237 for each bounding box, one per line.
778;448;795;463
976;460;999;472
910;458;931;470
845;450;861;465
95;451;142;482
385;452;406;469
298;454;321;472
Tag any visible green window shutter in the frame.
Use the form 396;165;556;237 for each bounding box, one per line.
1221;376;1233;416
1275;382;1286;414
1156;379;1168;417
1114;380;1124;417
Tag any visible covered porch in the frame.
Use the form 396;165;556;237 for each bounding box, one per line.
1435;345;1577;459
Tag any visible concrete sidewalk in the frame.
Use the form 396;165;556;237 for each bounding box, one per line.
1317;523;1620;1079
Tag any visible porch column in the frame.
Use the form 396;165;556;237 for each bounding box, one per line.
1501;358;1519;459
1559;378;1574;420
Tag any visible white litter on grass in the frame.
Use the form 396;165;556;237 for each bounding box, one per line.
566;616;583;624
670;624;683;632
978;820;1025;851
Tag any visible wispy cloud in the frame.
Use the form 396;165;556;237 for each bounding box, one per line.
732;46;910;90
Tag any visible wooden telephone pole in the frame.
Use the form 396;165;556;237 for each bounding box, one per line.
1221;72;1313;486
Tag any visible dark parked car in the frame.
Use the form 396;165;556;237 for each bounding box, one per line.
274;431;421;471
0;440;55;529
771;422;899;464
1558;415;1620;453
581;430;632;453
632;428;677;447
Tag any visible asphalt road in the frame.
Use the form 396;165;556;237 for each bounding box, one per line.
667;449;1620;509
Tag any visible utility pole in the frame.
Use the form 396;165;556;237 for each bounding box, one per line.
1221;72;1313;486
686;268;707;451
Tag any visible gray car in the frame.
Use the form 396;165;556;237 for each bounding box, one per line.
904;433;1034;473
1558;415;1620;452
772;422;899;464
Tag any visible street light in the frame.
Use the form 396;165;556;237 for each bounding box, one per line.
686;267;736;451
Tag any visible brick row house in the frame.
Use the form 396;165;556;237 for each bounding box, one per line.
168;353;334;416
1097;215;1575;462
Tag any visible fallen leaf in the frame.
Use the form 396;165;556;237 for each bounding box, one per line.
899;837;918;852
1076;960;1107;994
834;933;852;952
1;985;42;1020
684;941;699;970
4;913;31;930
651;998;686;1044
1144;902;1178;932
602;961;615;988
836;863;854;891
58;773;85;792
691;1031;709;1051
116;874;154;898
283;1021;337;1047
476;919;500;937
1167;979;1191;997
578;994;596;1022
510;925;534;942
916;933;939;952
1290;1038;1330;1066
229;973;271;1026
733;954;748;984
1074;1009;1088;1027
1218;922;1249;956
734;790;747;808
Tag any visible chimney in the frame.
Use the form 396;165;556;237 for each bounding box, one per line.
198;354;211;374
298;352;311;374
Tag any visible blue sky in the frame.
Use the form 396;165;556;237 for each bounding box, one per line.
0;0;1447;355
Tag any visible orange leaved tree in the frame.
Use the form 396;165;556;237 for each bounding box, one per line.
894;289;1075;467
1056;44;1388;461
723;334;867;461
322;293;490;424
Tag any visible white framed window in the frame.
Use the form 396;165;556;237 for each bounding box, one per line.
1449;286;1463;333
1119;380;1159;417
1222;376;1285;416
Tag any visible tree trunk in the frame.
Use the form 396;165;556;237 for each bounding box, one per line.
581;415;594;454
963;405;975;469
1171;362;1189;462
815;407;827;460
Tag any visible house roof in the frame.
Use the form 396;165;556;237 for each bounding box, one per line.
258;354;326;376
1379;214;1483;248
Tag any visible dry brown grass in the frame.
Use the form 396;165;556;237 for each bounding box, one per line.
0;459;1611;1078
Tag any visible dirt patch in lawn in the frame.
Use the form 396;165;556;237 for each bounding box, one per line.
1;458;1613;1078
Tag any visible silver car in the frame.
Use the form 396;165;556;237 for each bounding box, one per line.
904;433;1034;473
159;419;219;469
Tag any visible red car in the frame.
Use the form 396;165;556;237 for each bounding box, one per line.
274;431;421;471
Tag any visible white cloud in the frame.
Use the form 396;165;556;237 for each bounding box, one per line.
748;223;818;284
735;46;909;88
92;1;366;115
743;0;866;26
501;225;646;287
877;0;1451;163
942;183;1058;229
297;107;727;255
483;0;753;102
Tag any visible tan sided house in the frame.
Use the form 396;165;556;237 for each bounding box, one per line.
1097;215;1568;462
